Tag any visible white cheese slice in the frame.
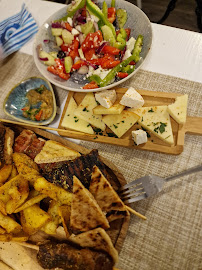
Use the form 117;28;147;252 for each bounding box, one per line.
132;129;147;145
61;97;94;135
74;93;106;131
168;94;188;124
67;17;73;26
102;111;139;138
134;106;174;145
93;102;125;115
95;90;116;109
120;87;144;109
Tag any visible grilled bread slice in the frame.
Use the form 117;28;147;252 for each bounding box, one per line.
70;176;109;232
69;227;119;263
34;140;80;164
90;166;129;222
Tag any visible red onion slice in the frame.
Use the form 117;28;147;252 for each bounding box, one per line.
51;22;62;28
96;41;108;54
39;57;49;61
43;39;50;43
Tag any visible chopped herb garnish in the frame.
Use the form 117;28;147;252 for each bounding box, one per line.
148;108;154;112
35;85;45;94
154;127;159;133
74;116;77;118
121;120;125;123
93;128;102;133
106;132;118;138
75;119;79;122
87;124;90;127
96;100;100;105
93;136;98;139
141;117;143;122
165;135;171;139
98;132;103;135
159;122;167;133
67;114;70;116
113;124;118;128
83;107;89;112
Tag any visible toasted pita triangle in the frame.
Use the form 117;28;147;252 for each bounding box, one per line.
70;176;109;232
34;140;80;164
90;166;129;222
69;227;119;263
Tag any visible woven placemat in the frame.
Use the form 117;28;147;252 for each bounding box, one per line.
0;52;202;270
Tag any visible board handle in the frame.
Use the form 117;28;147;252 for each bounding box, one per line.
185;116;202;135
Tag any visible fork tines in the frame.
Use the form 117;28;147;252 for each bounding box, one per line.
119;179;147;203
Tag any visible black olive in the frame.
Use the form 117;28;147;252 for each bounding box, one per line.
57;51;66;59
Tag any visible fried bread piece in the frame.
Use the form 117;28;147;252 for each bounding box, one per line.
90;166;129;222
70;176;109;232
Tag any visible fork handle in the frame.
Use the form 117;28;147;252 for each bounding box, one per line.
165;164;202;182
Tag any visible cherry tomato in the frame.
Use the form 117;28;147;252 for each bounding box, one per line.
102;45;120;55
81;31;103;52
83;81;99;89
108;7;116;23
117;72;129;78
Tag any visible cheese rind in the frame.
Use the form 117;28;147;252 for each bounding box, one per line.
134;106;174;145
102;111;139;138
93;102;125;115
168;94;188;124
74;93;106;131
132;130;147;145
95;90;116;109
61;97;94;134
120;87;144;109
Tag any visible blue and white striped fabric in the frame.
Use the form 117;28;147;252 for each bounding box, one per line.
0;3;38;58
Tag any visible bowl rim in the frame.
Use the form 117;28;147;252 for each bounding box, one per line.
3;76;57;126
33;1;153;93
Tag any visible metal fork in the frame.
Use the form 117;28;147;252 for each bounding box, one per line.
119;164;202;203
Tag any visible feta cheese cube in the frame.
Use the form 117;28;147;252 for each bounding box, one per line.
122;49;132;60
75;25;81;32
67;17;73;26
95;90;117;108
87;67;110;80
72;28;80;36
120;87;144;109
126;37;136;52
132;129;147;145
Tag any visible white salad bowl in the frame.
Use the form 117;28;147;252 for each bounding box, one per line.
33;0;152;92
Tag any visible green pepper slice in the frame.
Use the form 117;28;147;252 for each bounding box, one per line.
111;0;116;8
102;1;108;19
121;64;135;74
86;0;116;37
88;75;102;85
132;34;143;63
99;55;135;87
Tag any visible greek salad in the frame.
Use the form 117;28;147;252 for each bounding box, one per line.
37;0;143;89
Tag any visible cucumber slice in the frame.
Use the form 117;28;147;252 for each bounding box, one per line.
101;25;116;46
39;51;55;66
81;21;95;35
67;0;86;17
49;51;58;59
62;29;74;44
116;9;127;29
51;28;63;36
64;56;73;73
55;36;63;47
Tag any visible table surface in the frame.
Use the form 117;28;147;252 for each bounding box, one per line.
0;1;202;270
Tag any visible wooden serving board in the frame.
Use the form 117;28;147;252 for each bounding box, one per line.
58;88;202;155
3;123;130;253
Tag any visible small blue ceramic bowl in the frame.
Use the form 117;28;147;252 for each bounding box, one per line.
3;77;57;125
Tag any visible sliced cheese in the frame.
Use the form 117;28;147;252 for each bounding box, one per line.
134;106;174;145
168;94;188;124
61;96;94;135
74;93;106;131
102;111;139;138
93;102;125;115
